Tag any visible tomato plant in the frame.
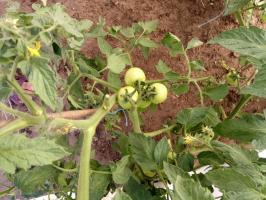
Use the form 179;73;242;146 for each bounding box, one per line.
0;2;266;200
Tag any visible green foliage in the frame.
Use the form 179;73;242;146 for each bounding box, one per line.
0;134;69;174
224;0;251;15
111;155;132;184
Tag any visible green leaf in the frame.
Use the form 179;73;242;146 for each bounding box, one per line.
186;38;203;49
129;133;157;171
138;38;157;48
0;82;12;100
223;190;266;200
107;53;130;74
189;60;205;71
107;71;121;88
123;178;157;200
14;165;57;196
209;27;266;60
211;141;256;166
120;27;135;38
198;151;224;166
0;134;69;174
29;58;57;111
224;0;250;15
178;153;194;172
113;190;132;200
40;32;52;45
164;163;214;200
111;155;131;184
206;168;257;192
214;116;266;143
97;37;112;55
176;107;210;130
154;137;169;168
242;66;266;98
155;60;171;74
138;20;158;33
90;167;111;200
162;32;184;56
204;84;229;101
172;84;189;95
164;71;179;81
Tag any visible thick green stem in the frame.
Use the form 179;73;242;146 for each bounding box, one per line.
7;79;43;116
184;51;192;78
193;81;204;106
228;94;252;119
235;11;246;26
77;128;95;200
0;102;34;119
144;124;176;137
129;107;142;133
0;119;29;137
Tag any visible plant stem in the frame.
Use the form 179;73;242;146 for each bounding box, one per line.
228;94;252;119
9;57;19;80
77;128;95;200
0;102;35;119
184;51;192;78
82;73;119;91
235;11;246;26
7;79;43;116
193;81;204;106
0;119;29;137
63;73;82;99
129;106;142;133
144;124;176;137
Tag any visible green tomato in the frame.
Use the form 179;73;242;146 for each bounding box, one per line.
137;99;151;109
117;86;138;109
124;67;146;86
151;83;168;104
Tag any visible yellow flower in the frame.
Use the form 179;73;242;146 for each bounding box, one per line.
27;41;41;57
184;135;197;145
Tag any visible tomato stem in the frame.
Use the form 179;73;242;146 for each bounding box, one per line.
228;94;252;119
77;127;95;200
235;11;246;26
144;124;176;137
7;79;43;116
129;106;142;133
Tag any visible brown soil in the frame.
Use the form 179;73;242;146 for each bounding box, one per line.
3;0;266;162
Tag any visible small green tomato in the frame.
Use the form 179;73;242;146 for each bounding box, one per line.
117;86;138;109
137;99;151;109
124;67;146;86
151;83;168;104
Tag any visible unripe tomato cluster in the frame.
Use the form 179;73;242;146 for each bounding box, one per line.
117;67;168;109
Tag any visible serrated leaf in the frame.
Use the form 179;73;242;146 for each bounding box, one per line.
172;84;189;95
107;71;121;88
123;178;157;200
198;151;224;166
224;0;250;15
155;60;171;74
214;116;266;143
176;107;210;130
206;168;257;192
0;82;12;100
14;165;57;196
138;20;158;33
242;66;266;98
29;58;57;111
178;153;194;172
129;133;157;171
90;167;111;200
111;155;131;184
223;190;266;200
0;134;69;174
107;53;130;74
186;38;203;49
164;162;214;200
189;60;205;71
113;190;132;200
209;27;266;60
97;37;112;55
164;71;179;81
138;38;157;48
154;137;169;168
120;27;135;38
162;32;184;56
204;84;229;101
